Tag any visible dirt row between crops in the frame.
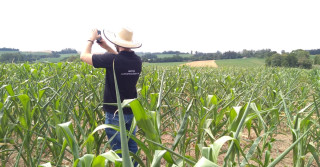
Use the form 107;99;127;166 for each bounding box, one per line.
182;60;218;67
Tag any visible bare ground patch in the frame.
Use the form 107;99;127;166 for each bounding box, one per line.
183;60;218;67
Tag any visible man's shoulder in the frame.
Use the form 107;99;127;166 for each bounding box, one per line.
94;52;116;57
92;52;117;68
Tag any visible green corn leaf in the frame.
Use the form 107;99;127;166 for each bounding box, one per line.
250;103;267;132
102;124;153;162
38;89;46;102
141;82;148;98
80;121;108;151
171;99;193;150
78;154;95;167
307;156;315;167
267;127;312;167
121;99;135;108
130;100;174;163
204;120;215;140
280;91;293;129
230;105;246;132
264;150;271;166
0;102;3;124
224;98;252;167
151;150;167;167
115;159;123;167
240;135;264;167
211;136;234;163
5;85;14;96
57;121;80;160
112;60;133;167
229;107;239;125
99;150;121;163
194;157;219;167
145;138;196;165
207;95;218;106
156;71;166;130
91;155;106;167
91;124;110;134
18;94;30;113
313;95;320;127
201;147;212;161
129;99;161;143
57;140;68;166
307;143;320;166
216;108;227;126
129;152;146;167
150;93;158;110
80;135;94;152
73;159;80;167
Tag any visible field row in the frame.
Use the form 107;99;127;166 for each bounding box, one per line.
0;62;319;166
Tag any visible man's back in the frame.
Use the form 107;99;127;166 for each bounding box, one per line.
92;51;142;113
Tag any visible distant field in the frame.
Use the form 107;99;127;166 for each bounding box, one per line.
144;58;266;68
215;58;265;67
0;51;78;63
143;62;185;66
22;51;51;55
37;54;78;63
0;51;19;55
310;54;320;59
0;51;51;55
156;54;192;58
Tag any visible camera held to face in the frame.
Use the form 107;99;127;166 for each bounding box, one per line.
97;30;102;43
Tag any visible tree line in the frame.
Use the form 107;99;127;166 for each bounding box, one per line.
141;49;276;63
0;47;19;51
307;49;320;55
141;49;320;69
52;48;78;54
0;52;60;63
266;50;320;69
0;48;79;63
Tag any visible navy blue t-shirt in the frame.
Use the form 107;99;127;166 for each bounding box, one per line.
92;51;142;114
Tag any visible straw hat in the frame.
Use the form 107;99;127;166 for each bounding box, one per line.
103;27;142;49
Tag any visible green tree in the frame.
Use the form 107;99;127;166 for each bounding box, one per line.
290;49;312;69
314;55;320;65
281;54;289;67
270;53;282;67
265;56;272;66
286;53;298;67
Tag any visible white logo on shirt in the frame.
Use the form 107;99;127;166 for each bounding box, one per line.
121;70;139;75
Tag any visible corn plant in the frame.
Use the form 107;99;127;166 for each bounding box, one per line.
1;62;320;167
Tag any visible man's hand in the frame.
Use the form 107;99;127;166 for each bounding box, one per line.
89;29;99;41
97;37;107;47
97;35;118;54
80;29;99;65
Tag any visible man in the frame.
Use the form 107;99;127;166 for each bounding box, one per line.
80;27;142;156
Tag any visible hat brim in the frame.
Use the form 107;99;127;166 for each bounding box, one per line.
103;30;142;49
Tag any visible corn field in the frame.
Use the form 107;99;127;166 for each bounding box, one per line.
0;62;320;167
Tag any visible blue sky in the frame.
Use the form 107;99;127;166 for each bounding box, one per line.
0;0;319;53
